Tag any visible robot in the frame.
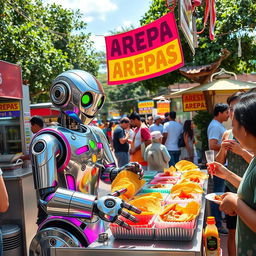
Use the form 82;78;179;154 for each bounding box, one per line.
29;70;143;255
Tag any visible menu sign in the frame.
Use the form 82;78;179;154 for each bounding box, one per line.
138;100;154;115
157;101;170;115
182;93;207;111
0;101;20;117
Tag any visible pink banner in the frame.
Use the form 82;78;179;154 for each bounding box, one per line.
105;12;184;85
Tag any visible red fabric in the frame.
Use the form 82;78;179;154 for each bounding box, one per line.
197;0;216;40
140;126;151;142
132;125;151;166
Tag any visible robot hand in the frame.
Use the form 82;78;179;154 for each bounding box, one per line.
94;188;141;230
118;162;144;179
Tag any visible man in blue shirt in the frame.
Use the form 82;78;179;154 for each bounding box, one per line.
149;115;163;134
113;117;132;167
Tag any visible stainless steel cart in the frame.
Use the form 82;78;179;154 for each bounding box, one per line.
50;192;206;256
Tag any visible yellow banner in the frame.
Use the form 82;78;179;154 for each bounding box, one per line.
108;39;182;82
0;102;20;112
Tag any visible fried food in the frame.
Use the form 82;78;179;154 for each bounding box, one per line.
214;194;225;201
175;160;198;171
172;190;194;200
150;183;167;188
171;182;204;194
111;170;146;200
160;201;200;222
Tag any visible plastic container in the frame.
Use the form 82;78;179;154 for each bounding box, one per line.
143;171;158;179
110;215;155;240
150;176;178;185
204;216;221;256
155;172;181;178
140;183;173;194
154;216;197;241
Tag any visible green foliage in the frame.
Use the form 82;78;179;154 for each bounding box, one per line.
139;0;256;90
104;83;149;115
0;0;99;103
192;111;213;152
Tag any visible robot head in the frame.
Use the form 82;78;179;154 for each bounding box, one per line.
50;70;105;125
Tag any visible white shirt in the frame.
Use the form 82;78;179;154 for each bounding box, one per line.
163;121;183;151
207;119;226;152
149;123;163;134
0;168;2;176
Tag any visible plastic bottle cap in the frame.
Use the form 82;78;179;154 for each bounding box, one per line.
207;216;216;225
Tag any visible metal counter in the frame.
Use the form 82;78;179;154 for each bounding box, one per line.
50;183;207;256
0;166;38;256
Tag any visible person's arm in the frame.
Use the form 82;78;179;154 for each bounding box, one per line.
219;193;256;233
227;140;254;164
119;133;129;144
236;198;256;232
162;146;171;162
0;174;9;212
141;127;152;147
184;133;193;158
215;131;230;164
207;161;242;188
162;132;168;145
209;138;221;151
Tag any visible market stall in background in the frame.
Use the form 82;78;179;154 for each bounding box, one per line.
0;60;37;256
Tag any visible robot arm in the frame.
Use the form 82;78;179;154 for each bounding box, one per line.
31;133;97;219
31;131;140;225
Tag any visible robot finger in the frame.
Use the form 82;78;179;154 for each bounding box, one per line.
111;188;127;197
122;202;142;214
120;210;139;223
115;218;131;230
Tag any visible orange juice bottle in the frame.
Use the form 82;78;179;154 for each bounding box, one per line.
204;216;220;256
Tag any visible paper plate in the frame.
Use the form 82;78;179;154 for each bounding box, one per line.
205;192;224;204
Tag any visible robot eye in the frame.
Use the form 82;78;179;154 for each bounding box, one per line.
81;92;93;108
97;96;105;109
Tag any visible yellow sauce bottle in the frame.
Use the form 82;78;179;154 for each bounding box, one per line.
204;216;220;256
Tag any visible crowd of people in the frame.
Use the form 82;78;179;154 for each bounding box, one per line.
97;111;197;172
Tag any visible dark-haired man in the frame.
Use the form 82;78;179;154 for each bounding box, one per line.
207;103;229;235
129;112;151;170
20;116;45;161
113;117;131;167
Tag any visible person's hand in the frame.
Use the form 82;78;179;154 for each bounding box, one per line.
221;140;232;151
129;148;136;154
224;140;243;156
94;188;141;230
207;161;229;180
219;192;238;216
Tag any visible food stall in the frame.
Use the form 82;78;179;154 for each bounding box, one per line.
0;60;37;256
50;163;209;256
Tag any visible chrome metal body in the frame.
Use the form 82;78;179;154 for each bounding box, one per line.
29;70;120;255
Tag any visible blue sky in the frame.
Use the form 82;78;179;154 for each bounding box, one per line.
45;0;151;51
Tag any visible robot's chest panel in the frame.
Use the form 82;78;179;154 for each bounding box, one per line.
66;130;104;167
